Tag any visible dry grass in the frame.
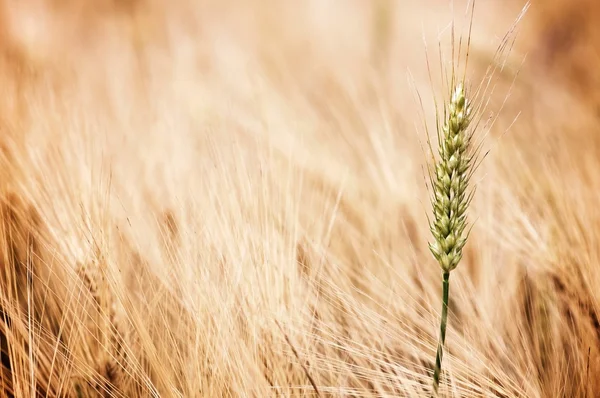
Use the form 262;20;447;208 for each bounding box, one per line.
0;0;598;397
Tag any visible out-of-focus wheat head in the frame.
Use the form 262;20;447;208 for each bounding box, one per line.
0;0;598;397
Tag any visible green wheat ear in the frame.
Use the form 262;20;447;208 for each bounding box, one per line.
428;82;477;397
428;83;474;273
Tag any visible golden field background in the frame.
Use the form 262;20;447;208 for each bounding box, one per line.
0;0;599;396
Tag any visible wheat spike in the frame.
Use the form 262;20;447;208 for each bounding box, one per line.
428;83;474;273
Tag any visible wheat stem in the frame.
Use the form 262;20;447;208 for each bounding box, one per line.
432;271;450;397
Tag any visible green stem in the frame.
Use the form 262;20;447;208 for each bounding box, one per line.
432;271;450;397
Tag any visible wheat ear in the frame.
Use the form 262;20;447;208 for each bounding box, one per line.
428;83;475;396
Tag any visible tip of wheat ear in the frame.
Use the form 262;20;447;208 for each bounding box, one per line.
428;83;474;272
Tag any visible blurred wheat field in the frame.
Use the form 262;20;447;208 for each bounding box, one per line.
0;0;599;397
